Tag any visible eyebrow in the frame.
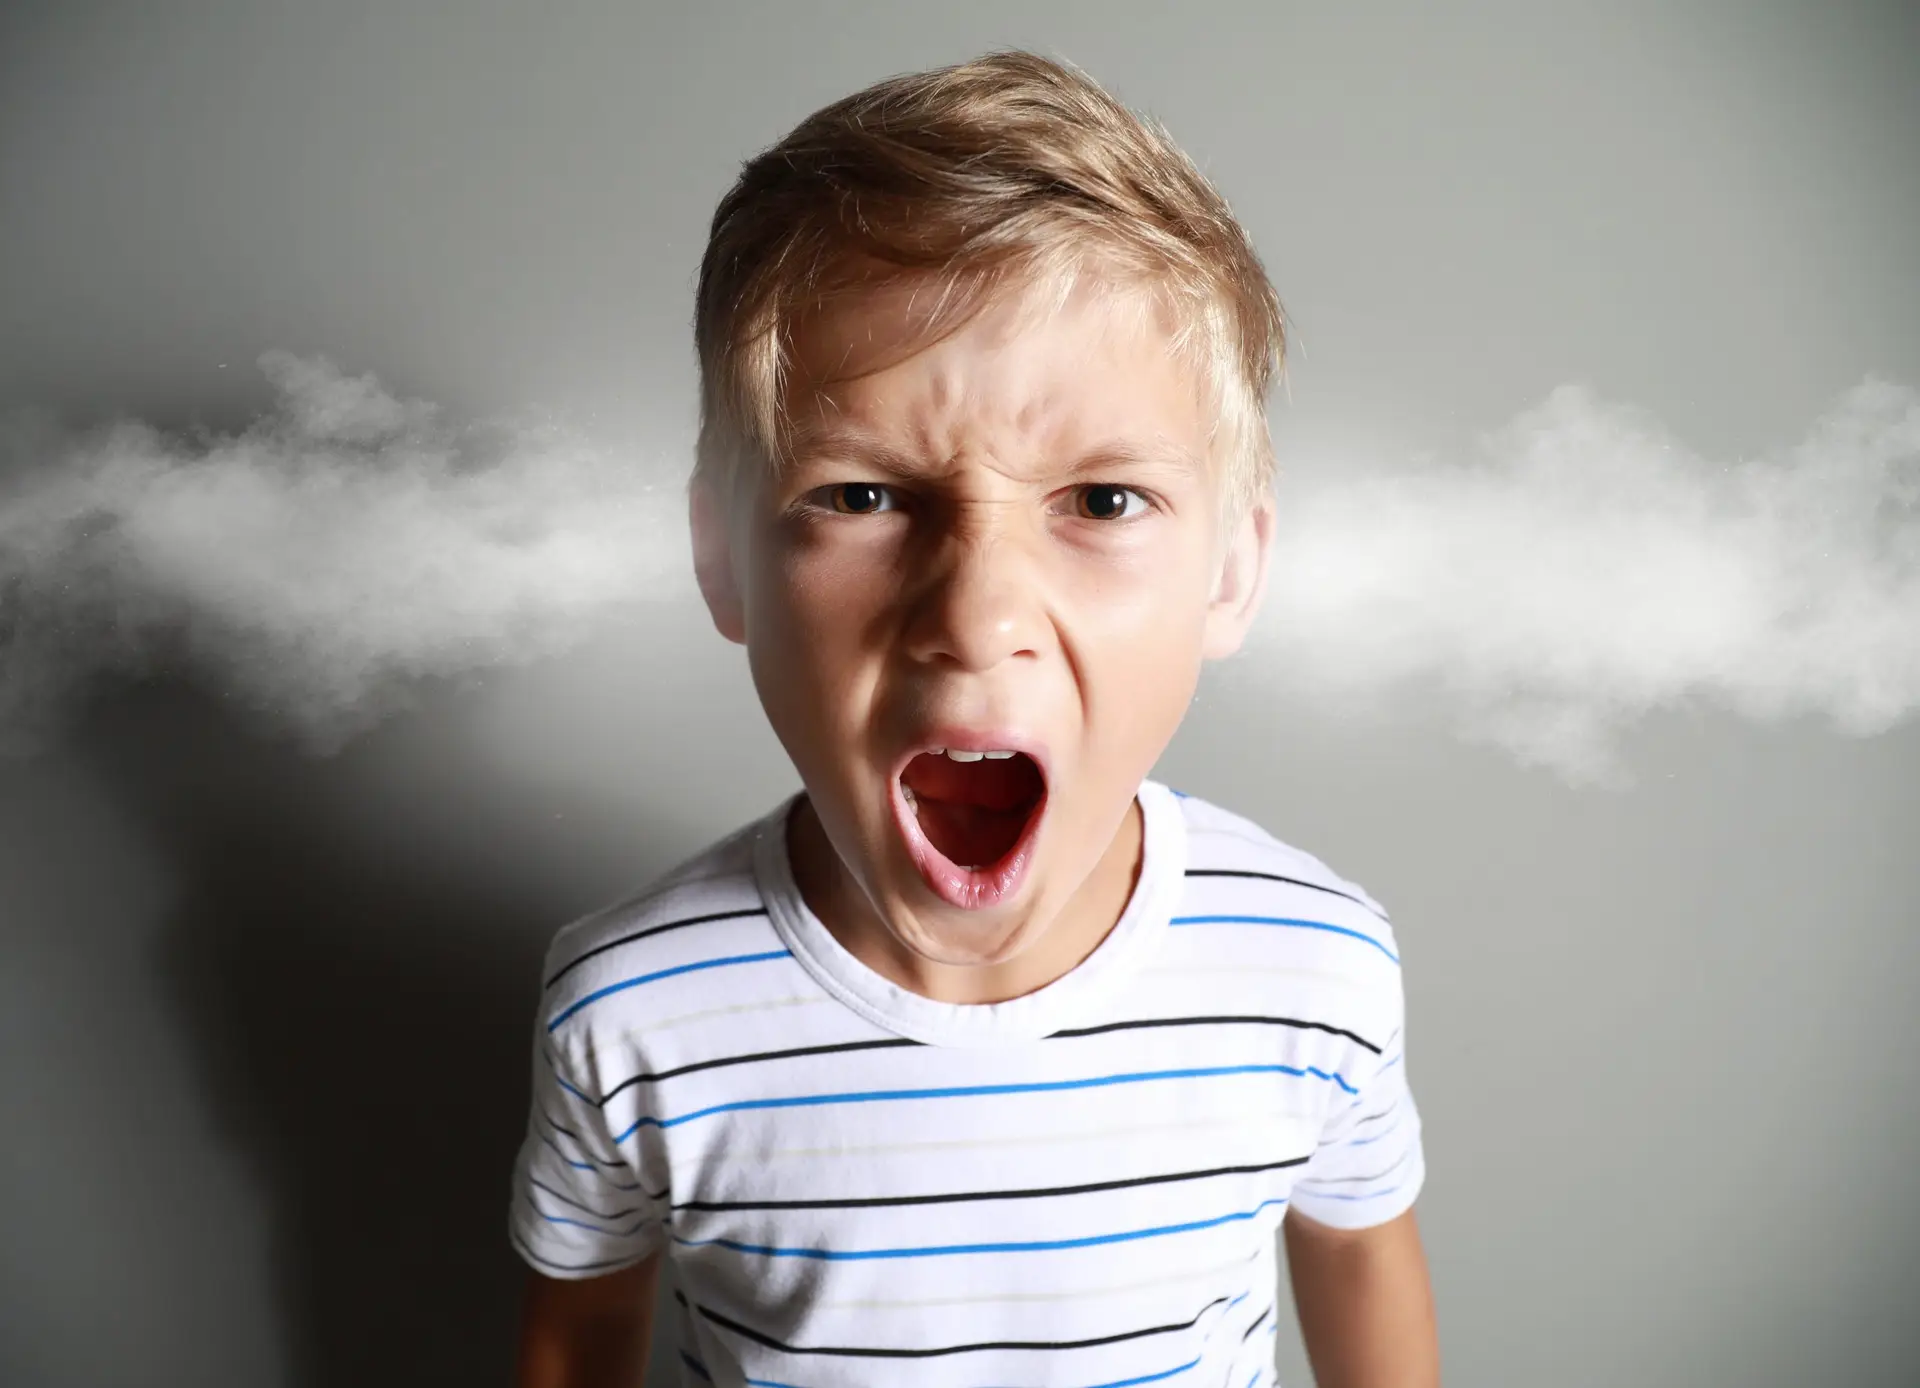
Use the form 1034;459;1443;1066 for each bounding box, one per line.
1068;439;1206;477
782;424;1205;480
783;424;924;480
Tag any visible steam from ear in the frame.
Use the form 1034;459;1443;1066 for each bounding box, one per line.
0;351;683;756
1;354;1915;787
1257;378;1920;787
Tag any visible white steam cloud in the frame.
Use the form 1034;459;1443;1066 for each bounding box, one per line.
1;353;1915;785
1260;378;1920;785
0;351;682;755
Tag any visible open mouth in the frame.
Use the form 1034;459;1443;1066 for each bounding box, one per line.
893;746;1048;909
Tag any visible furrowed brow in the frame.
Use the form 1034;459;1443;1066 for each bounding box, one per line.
1067;440;1207;479
782;423;1205;483
783;423;926;480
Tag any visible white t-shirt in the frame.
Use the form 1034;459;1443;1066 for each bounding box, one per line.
508;779;1423;1387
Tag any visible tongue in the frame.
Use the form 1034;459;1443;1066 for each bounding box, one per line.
901;753;1043;868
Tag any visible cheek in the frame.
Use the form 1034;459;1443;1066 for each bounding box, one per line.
747;528;847;646
759;523;892;624
743;532;887;732
1065;539;1216;639
1063;554;1211;715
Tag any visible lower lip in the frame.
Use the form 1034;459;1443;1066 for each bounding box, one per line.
890;772;1048;911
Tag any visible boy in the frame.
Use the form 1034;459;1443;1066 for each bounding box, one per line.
510;50;1438;1388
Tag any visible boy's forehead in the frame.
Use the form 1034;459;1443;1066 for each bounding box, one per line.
782;270;1210;469
789;264;1175;382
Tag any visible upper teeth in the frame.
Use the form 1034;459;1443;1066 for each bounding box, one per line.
936;748;1016;762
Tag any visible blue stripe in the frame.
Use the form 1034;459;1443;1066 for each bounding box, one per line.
975;1304;1233;1388
1301;1179;1410;1203
536;1128;596;1171
673;1196;1288;1261
1170;914;1398;964
534;1127;640;1189
546;948;792;1031
745;1370;1204;1388
753;1353;1203;1388
533;1209;657;1238
542;1051;595;1104
613;1064;1354;1143
1065;1355;1203;1388
1347;1122;1402;1147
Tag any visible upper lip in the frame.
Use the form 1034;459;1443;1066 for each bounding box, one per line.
891;729;1051;788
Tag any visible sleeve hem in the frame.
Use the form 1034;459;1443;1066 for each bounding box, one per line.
1287;1156;1425;1232
508;1220;666;1281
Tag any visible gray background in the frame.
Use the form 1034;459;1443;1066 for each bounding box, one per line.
3;2;1917;1385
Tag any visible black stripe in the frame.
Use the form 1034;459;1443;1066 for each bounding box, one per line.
509;1227;646;1276
698;1293;1232;1358
538;1108;610;1156
1184;868;1388;923
1239;1303;1274;1342
537;1109;622;1167
593;1036;921;1108
534;1116;667;1200
543;907;769;989
526;1175;642;1222
1048;1012;1383;1055
581;1014;1379;1108
676;1152;1311;1213
1308;1146;1417;1188
534;1127;638;1188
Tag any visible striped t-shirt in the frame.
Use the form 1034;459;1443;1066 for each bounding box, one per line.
508;778;1423;1388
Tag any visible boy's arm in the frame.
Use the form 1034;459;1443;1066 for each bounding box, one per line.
515;1253;662;1388
1284;1206;1439;1388
507;978;673;1380
1282;912;1433;1385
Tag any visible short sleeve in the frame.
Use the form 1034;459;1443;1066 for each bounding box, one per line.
1288;1004;1426;1231
506;1007;671;1279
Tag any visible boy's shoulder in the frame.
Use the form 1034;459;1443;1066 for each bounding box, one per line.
1170;784;1392;919
1167;784;1403;980
536;811;779;1046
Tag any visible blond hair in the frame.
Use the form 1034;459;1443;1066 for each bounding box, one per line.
692;49;1287;523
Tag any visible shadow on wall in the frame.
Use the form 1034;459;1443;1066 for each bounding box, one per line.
70;680;686;1387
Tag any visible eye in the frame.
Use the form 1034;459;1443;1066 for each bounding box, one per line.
1074;484;1151;521
824;482;897;515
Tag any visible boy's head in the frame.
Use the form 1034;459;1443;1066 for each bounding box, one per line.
688;51;1285;979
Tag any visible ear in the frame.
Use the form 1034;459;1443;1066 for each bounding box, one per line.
1200;489;1275;660
689;476;747;645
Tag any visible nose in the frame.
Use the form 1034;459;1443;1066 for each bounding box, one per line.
901;517;1046;672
